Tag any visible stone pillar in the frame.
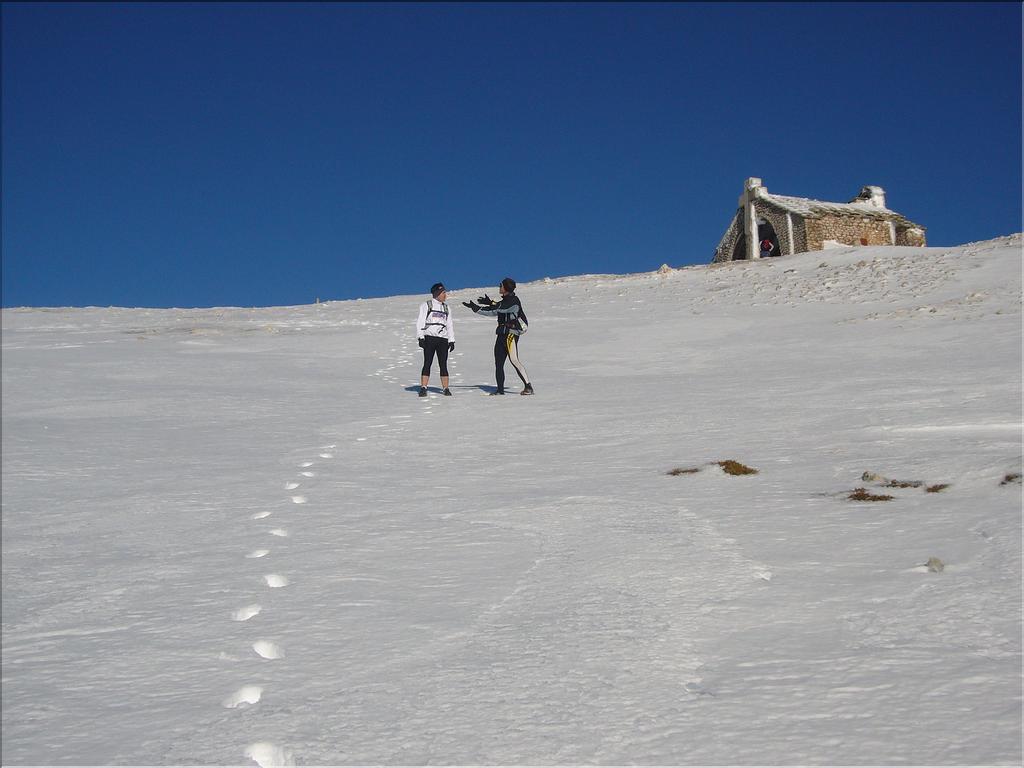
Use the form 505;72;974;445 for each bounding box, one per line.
742;178;763;260
747;203;760;260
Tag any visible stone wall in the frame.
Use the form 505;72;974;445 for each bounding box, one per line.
792;215;808;255
804;215;895;250
896;226;927;247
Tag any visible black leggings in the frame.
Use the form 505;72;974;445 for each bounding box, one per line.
421;336;450;377
494;333;529;391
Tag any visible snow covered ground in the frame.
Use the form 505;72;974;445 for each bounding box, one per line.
3;235;1022;766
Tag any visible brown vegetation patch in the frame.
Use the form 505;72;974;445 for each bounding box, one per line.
848;488;894;502
1000;473;1022;486
667;467;701;476
717;460;759;476
885;479;923;489
925;484;950;493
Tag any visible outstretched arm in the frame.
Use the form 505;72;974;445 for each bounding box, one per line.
474;303;501;318
480;298;519;320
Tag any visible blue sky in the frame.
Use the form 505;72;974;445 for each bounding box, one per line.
3;2;1021;309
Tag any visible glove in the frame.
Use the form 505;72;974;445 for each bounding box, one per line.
448;342;455;352
477;293;496;306
418;338;426;349
462;301;480;312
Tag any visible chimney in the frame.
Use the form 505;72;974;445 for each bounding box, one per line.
854;185;886;208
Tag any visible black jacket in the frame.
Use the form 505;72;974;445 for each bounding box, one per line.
477;292;528;336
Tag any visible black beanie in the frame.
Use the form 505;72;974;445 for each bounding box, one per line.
430;283;446;298
500;277;516;293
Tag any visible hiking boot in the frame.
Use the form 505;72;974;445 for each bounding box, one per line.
489;390;505;396
443;388;452;396
418;387;428;397
521;383;534;395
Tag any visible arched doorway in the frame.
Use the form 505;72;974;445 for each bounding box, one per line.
731;219;781;260
757;219;780;257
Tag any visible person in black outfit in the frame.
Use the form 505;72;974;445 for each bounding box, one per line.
463;277;534;395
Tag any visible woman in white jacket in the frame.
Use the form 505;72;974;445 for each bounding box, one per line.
416;283;455;397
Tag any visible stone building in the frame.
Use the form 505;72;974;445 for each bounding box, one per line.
713;178;926;263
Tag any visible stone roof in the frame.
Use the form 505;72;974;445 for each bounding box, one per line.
757;192;918;226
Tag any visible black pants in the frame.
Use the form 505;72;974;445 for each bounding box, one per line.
494;333;529;392
421;336;450;377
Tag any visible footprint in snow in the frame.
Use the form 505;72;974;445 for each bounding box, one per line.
269;529;289;538
223;685;263;708
253;640;284;660
251;511;271;520
284;482;300;490
319;452;334;459
264;574;289;588
232;604;262;621
246;549;270;558
245;742;294;768
299;471;315;478
290;495;307;504
299;461;314;468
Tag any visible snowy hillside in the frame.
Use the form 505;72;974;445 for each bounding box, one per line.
2;235;1022;766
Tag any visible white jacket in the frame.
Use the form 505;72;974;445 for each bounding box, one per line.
416;299;455;341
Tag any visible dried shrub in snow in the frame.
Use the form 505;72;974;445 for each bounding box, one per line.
885;479;923;488
848;487;894;502
1000;473;1021;486
667;467;701;476
864;471;949;493
717;460;758;476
